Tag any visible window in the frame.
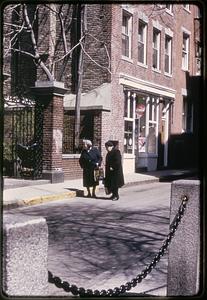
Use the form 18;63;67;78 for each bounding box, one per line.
182;33;189;70
138;20;147;65
148;98;159;154
195;41;201;75
124;92;134;154
166;4;173;13
122;11;132;58
152;28;161;70
165;35;172;74
136;96;146;153
182;97;193;133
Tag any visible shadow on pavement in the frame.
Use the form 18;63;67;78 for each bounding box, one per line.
10;201;170;294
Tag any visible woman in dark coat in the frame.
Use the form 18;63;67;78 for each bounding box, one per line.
104;141;124;200
79;140;102;197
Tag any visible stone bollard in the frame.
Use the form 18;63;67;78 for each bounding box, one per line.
167;179;200;296
3;213;48;296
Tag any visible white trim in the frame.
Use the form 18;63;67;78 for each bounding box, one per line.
152;20;162;31
181;26;191;35
164;72;173;78
183;4;191;13
163;102;170;167
138;11;149;23
121;4;134;14
182;88;188;96
165;27;173;37
121;56;133;63
119;73;176;98
137;62;148;69
165;9;174;16
152;68;161;74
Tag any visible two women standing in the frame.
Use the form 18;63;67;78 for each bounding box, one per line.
79;139;124;200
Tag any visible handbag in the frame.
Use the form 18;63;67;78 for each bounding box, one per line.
94;167;104;182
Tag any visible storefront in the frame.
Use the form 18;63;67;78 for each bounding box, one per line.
120;74;175;173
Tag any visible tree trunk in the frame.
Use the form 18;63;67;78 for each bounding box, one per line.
74;4;87;152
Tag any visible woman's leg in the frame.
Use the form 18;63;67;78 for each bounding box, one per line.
92;186;96;197
110;187;119;200
86;187;91;197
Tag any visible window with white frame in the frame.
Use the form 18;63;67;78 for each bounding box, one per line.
195;41;201;75
152;28;161;70
166;4;173;13
182;32;190;70
122;11;132;58
165;35;172;74
138;20;147;65
148;97;159;154
124;92;134;154
182;97;193;133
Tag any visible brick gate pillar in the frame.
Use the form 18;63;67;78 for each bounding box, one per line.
31;81;68;183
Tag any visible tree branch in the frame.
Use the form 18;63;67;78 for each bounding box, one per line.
53;35;85;63
22;3;54;81
80;43;111;74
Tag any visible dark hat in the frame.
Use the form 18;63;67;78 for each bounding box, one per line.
105;141;114;147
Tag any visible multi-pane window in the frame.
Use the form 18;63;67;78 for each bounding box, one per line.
165;35;172;74
148;98;159;154
152;28;161;70
122;11;132;58
195;42;201;75
124;92;134;154
182;33;189;70
138;20;147;65
182;97;193;133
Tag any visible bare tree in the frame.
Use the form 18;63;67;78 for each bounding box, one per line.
3;3;111;152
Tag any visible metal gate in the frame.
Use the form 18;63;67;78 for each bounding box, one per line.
3;97;43;179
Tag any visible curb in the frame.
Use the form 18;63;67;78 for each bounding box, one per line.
4;191;77;210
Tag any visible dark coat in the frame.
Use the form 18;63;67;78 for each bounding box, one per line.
79;147;102;187
104;148;124;191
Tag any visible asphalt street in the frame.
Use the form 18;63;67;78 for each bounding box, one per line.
5;182;172;296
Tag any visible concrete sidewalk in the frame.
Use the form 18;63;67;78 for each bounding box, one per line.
3;169;197;210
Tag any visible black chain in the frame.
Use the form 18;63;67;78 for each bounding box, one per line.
48;195;189;297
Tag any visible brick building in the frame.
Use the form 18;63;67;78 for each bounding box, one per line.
3;3;202;181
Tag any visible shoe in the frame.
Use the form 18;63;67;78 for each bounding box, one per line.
92;193;97;198
86;194;91;198
112;196;119;201
109;195;114;199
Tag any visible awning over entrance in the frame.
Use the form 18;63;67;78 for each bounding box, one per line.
64;83;111;111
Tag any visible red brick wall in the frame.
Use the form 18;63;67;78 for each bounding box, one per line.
42;94;64;171
62;157;82;179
